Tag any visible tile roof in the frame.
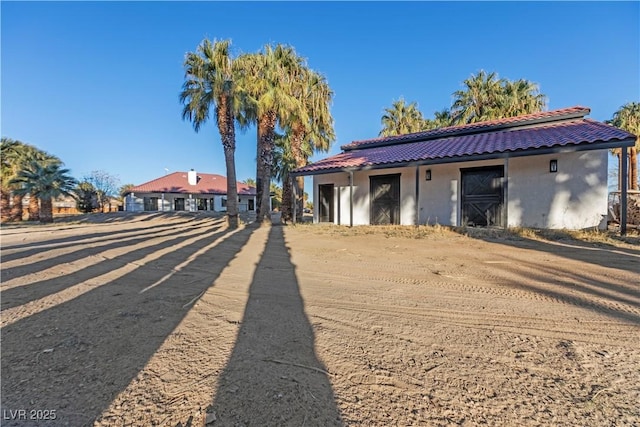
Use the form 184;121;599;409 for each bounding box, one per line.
293;112;636;176
342;106;592;151
130;172;256;195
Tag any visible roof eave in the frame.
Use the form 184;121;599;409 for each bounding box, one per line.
292;137;636;177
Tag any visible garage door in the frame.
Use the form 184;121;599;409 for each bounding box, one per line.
461;166;504;227
370;174;400;225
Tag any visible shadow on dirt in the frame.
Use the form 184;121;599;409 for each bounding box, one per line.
457;227;640;274
2;217;205;261
1;221;223;310
205;225;343;426
1;220;214;282
0;223;257;426
459;228;640;325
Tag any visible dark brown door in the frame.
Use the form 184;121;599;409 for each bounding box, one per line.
461;166;504;226
370;174;400;225
318;184;334;222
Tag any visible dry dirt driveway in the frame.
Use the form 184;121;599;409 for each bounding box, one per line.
1;212;639;426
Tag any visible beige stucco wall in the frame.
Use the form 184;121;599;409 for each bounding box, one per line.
311;150;609;230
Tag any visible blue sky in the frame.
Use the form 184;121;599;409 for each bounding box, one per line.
2;1;639;189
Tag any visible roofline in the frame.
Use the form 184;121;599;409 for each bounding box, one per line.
341;108;590;152
291;137;636;177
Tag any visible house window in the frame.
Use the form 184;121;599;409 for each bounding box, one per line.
174;198;185;211
197;198;208;210
143;197;158;211
221;197;227;208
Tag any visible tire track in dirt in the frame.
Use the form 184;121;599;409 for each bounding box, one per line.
302;265;640;323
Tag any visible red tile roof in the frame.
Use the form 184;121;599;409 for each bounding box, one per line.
293;107;636;176
130;172;256;195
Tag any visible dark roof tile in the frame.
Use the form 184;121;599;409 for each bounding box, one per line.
294;118;635;175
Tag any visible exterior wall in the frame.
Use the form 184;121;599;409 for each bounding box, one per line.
311;150;609;230
507;151;608;229
313;167;418;225
125;193;256;213
418;158;506;226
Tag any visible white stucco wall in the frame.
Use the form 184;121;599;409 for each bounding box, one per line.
125;193;255;213
313;167;418;225
311;149;609;230
508;151;608;229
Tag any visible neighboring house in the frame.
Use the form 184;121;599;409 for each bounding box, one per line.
124;170;256;213
16;195;121;218
292;106;636;230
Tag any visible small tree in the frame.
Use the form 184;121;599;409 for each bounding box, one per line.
85;170;120;212
75;181;98;213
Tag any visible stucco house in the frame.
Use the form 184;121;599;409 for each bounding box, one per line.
291;106;636;230
124;170;256;213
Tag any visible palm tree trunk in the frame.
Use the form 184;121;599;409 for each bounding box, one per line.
0;188;11;223
280;172;293;223
295;175;305;223
291;125;306;223
617;150;622;191
10;193;23;221
255;126;264;220
257;112;277;223
218;96;239;229
28;193;40;221
40;197;54;223
630;147;638;190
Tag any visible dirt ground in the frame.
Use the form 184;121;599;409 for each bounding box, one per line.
1;212;639;427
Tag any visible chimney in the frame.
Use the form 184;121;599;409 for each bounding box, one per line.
188;169;198;186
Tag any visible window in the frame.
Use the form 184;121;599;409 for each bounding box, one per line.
221;197;227;208
143;197;158;211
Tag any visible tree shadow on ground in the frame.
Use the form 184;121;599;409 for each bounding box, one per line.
206;225;343;426
456;227;640;274
494;252;640;326
1;221;213;282
1;221;222;310
0;224;256;427
458;229;640;325
0;214;204;253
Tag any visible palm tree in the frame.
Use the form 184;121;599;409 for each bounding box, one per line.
236;44;302;223
451;70;546;125
379;98;426;136
0;138;30;221
10;160;77;223
23;145;62;221
608;102;640;190
501;79;547;116
0;137;22;222
1;138;62;222
242;178;256;187
451;70;504;125
272;131;298;223
423;108;454;130
180;38;244;229
286;68;335;222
